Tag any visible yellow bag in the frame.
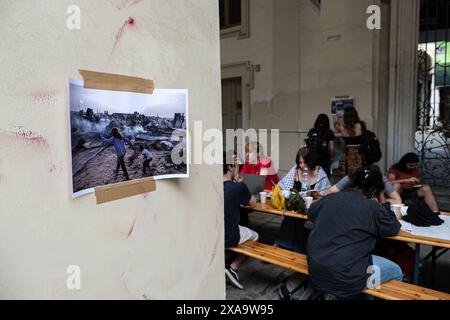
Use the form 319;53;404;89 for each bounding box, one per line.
271;184;285;211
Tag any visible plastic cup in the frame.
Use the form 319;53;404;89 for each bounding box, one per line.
400;206;409;217
391;204;404;219
260;192;268;204
305;197;313;209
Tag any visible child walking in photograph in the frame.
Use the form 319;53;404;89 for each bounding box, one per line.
140;145;153;176
101;127;133;181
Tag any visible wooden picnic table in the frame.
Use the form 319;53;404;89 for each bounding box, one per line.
243;200;450;285
244;200;450;249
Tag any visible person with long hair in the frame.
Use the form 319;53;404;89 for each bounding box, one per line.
306;114;336;176
278;148;331;195
237;142;279;227
307;166;402;300
334;107;366;176
240;142;279;190
388;153;440;214
275;148;331;253
101;127;133;181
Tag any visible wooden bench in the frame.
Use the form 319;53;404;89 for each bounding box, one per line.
228;241;450;300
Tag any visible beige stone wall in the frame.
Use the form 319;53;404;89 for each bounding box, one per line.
221;0;382;174
0;0;224;299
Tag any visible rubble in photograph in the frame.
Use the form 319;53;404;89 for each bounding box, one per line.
70;108;187;193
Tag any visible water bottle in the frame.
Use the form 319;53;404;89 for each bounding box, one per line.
301;168;310;192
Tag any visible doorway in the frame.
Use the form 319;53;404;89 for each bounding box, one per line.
221;77;243;137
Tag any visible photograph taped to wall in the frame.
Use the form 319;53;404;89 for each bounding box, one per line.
331;97;354;115
69;79;189;198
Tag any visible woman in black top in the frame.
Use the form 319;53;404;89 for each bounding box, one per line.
306;114;336;176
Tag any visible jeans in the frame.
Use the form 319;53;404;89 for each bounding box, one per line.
372;255;403;284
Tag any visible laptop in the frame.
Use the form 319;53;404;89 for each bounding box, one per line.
241;174;266;200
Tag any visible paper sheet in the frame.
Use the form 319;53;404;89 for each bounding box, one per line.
400;220;413;232
408;216;450;241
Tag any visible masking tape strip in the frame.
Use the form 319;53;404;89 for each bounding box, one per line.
79;69;154;94
95;178;156;205
79;69;156;204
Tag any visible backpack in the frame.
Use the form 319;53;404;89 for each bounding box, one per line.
305;129;326;154
278;274;312;300
361;130;382;164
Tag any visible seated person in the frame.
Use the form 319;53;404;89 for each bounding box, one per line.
240;142;279;190
223;151;259;290
307;166;403;300
325;172;402;205
275;148;331;253
278;148;331;194
388;153;440;214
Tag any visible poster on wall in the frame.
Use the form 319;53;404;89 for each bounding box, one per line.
331;96;355;115
69;79;188;198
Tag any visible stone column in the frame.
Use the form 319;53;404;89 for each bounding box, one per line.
386;0;420;167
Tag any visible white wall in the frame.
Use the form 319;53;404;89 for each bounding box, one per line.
220;0;382;174
0;0;224;299
300;0;378;130
221;0;274;103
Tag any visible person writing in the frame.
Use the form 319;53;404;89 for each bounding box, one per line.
388;153;440;214
223;151;258;290
278;148;331;195
325;172;402;205
275;148;331;253
307;166;403;300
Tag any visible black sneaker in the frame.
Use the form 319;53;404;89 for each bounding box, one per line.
225;266;243;290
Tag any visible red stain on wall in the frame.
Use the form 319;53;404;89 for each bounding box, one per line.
0;129;49;148
112;17;137;52
14;130;49;147
127;217;137;238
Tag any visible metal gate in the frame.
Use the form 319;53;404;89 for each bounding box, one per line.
416;0;450;187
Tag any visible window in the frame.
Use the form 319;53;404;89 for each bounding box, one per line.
309;0;321;14
219;0;249;39
310;0;321;11
420;0;450;32
220;0;242;29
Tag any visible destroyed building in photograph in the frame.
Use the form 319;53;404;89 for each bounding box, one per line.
69;81;188;196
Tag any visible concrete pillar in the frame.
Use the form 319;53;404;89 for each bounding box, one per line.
386;0;420;167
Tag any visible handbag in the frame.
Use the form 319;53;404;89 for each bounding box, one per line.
285;189;306;212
